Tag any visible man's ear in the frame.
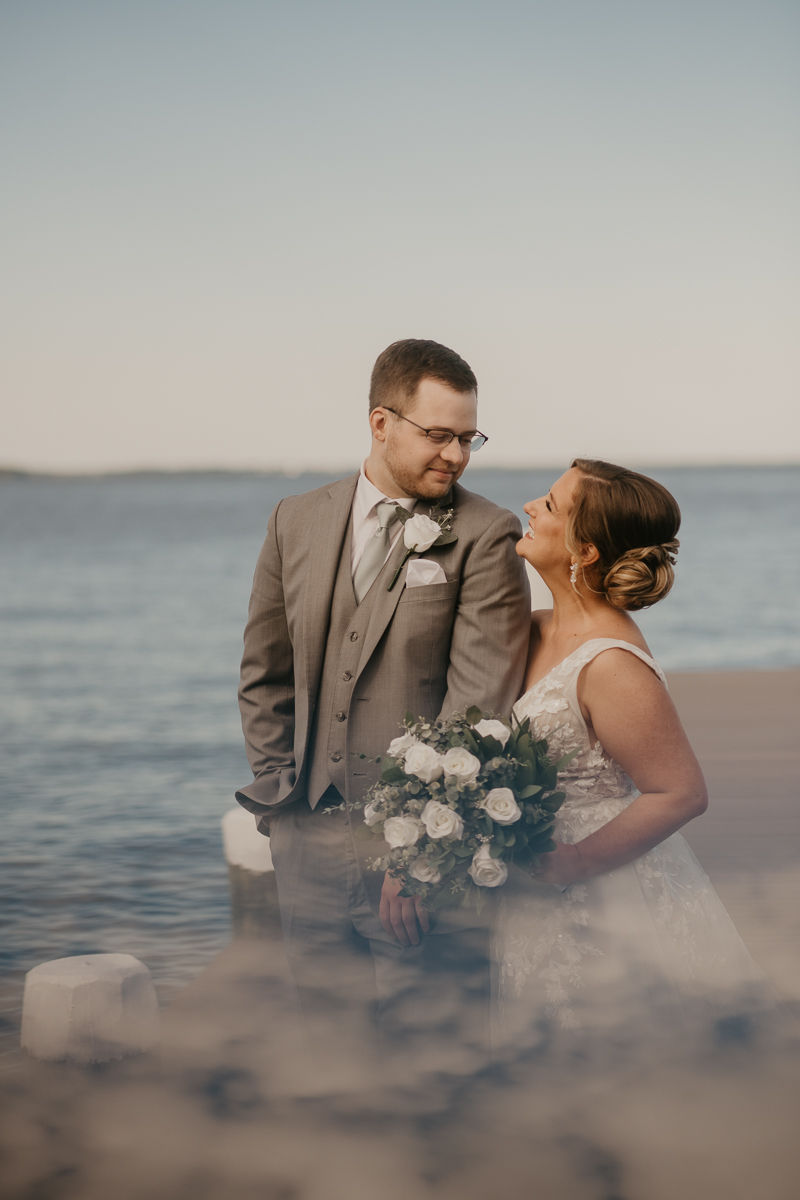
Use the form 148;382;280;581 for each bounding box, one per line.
369;407;389;442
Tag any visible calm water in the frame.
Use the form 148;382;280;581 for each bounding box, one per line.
1;466;798;1048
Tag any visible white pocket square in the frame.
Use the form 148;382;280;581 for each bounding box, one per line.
405;559;447;588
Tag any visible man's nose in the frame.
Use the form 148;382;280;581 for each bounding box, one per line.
440;439;465;466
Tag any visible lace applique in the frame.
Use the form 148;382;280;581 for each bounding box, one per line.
499;884;602;1029
633;840;724;984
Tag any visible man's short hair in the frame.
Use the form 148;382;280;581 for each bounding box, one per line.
369;339;478;414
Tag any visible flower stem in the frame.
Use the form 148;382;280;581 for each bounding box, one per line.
387;547;415;591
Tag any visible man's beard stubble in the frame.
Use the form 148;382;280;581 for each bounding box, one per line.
383;443;462;502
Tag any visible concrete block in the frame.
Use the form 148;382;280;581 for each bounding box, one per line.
221;806;274;873
21;953;159;1062
221;807;281;939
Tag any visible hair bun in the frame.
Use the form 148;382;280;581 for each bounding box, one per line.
603;540;679;612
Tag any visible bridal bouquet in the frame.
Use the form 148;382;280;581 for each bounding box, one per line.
352;707;574;911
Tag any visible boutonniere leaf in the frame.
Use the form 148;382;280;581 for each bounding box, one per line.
388;507;457;591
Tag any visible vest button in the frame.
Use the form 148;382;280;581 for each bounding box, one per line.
330;752;342;762
349;631;358;641
335;711;346;722
342;671;352;681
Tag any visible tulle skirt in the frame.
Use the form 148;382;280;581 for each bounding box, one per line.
493;817;780;1056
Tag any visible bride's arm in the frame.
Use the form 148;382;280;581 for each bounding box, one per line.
535;650;708;887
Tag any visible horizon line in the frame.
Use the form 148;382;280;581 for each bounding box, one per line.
2;461;800;480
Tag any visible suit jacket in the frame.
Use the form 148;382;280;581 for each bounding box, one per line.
236;473;531;847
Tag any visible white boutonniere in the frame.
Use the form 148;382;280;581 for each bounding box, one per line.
387;506;457;591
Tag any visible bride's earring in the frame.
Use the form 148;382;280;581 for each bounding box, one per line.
570;561;578;584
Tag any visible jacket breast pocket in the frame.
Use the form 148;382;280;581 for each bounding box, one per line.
397;578;460;605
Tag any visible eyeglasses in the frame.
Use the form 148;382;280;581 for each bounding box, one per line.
384;408;488;452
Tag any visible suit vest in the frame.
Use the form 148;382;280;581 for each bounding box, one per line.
306;517;389;807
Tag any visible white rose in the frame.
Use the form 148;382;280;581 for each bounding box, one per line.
441;746;481;784
402;513;442;554
409;857;442;884
404;742;444;783
480;787;522;825
420;800;465;841
383;816;423;848
467;843;509;888
363;802;383;826
473;719;511;748
387;732;418;758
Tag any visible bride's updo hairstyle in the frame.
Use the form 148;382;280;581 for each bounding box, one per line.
566;459;681;611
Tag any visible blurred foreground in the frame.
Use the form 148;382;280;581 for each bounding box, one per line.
0;927;798;1200
1;668;798;1199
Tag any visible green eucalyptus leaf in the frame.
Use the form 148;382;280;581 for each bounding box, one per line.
465;705;483;726
553;746;581;771
381;765;406;784
461;729;481;755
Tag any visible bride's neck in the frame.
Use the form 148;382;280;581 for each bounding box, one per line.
542;573;611;635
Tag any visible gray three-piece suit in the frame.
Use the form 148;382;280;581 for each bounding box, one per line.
236;471;530;1054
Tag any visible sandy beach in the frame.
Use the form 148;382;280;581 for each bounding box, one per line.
670;668;800;1008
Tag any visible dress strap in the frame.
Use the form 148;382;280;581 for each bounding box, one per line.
567;638;668;688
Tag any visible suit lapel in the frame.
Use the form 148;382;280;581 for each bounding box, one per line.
354;489;454;680
302;474;359;700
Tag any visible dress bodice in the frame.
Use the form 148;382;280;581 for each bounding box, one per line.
513;638;667;843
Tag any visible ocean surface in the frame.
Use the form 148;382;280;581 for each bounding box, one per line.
1;466;799;1050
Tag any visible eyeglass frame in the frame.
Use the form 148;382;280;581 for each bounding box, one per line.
383;407;488;453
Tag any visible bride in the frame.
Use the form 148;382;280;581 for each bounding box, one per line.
495;458;773;1046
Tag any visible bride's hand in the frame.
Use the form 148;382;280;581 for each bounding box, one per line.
533;841;584;887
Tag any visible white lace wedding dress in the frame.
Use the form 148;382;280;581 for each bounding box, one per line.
494;639;775;1048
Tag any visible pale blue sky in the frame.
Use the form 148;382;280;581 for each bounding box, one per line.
2;0;798;471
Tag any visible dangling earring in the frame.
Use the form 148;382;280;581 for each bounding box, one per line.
570;561;578;584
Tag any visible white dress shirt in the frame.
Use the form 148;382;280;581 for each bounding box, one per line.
350;463;417;574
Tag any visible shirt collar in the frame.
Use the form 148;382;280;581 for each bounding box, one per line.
356;462;417;521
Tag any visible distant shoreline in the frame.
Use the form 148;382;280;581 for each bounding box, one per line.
3;463;800;481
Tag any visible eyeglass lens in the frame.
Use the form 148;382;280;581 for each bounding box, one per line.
426;431;487;451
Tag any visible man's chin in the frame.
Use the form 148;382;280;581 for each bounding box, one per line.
417;470;458;499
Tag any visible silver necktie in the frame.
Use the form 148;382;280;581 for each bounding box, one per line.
353;502;399;605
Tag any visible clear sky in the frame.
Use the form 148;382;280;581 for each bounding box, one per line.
2;0;798;472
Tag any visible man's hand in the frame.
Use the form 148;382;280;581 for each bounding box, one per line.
379;872;430;947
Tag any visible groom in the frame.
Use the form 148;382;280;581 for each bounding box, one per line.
236;339;530;1058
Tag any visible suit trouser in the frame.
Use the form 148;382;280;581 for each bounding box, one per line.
268;792;491;1082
